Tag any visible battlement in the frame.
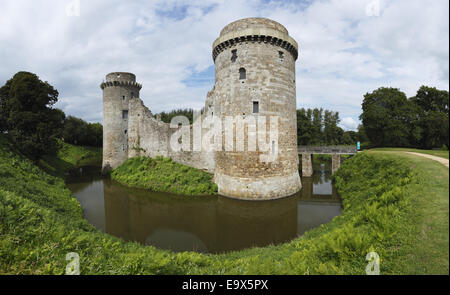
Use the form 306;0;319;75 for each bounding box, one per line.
100;80;142;90
213;17;298;61
220;18;288;36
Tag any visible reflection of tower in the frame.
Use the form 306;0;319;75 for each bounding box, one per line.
101;72;142;172
212;18;302;200
215;195;298;252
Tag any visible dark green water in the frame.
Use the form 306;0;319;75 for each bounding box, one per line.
66;161;341;254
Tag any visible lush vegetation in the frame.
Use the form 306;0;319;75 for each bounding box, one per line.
1;133;447;274
63;116;102;147
296;108;362;146
39;140;102;177
0;72;65;160
155;108;195;124
360;86;449;149
111;156;218;196
0;71;103;163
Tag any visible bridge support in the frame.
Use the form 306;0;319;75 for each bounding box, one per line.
301;153;313;177
332;154;341;174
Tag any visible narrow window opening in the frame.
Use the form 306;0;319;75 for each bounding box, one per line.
253;101;259;114
231;50;238;62
279;51;284;59
122;110;128;120
131;92;134;98
272;141;275;155
123;96;125;100
124;130;127;134
239;68;246;80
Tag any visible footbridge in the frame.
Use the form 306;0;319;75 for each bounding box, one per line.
298;146;357;177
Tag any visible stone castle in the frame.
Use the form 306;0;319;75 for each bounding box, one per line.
101;18;302;200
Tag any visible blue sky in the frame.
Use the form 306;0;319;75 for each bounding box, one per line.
0;0;448;130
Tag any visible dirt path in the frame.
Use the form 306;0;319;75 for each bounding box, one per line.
405;152;449;168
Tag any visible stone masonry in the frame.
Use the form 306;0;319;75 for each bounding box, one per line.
101;18;302;200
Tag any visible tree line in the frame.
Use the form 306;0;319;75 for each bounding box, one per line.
360;86;449;149
2;71;447;162
296;108;363;146
0;72;102;161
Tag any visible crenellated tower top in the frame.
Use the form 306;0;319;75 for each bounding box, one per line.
100;72;142;90
212;17;299;62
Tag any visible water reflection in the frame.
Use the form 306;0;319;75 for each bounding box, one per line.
66;161;341;254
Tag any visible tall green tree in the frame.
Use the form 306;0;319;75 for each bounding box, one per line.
411;86;449;149
296;108;313;145
156;108;195;124
0;72;65;160
359;87;412;147
323;110;341;145
311;108;323;145
63;116;102;147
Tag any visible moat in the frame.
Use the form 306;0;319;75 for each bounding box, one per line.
66;160;341;254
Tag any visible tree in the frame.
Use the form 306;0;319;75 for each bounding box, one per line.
156;108;195;124
341;131;357;145
63;115;102;147
356;124;369;143
297;108;313;145
411;86;449;149
0;72;64;160
311;108;323;145
359;87;411;147
297;107;351;146
323;110;341;145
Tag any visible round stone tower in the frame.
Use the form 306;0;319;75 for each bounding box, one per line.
100;72;142;172
212;18;301;200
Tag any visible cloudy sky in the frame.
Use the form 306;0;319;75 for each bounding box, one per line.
0;0;448;130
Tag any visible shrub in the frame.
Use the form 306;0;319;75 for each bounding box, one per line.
111;157;218;196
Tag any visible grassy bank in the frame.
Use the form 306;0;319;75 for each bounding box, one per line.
111;156;218;196
39;141;102;177
0;134;448;274
369;147;449;159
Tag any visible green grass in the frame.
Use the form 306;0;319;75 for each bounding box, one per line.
366;150;449;274
111;156;218;196
0;134;448;274
39;140;102;177
370;147;449;159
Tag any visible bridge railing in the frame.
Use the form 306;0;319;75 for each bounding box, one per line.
298;145;357;154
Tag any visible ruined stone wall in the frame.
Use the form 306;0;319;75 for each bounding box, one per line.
127;97;215;173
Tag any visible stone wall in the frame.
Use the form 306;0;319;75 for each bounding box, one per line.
127;97;215;173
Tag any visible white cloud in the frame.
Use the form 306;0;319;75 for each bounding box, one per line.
0;0;448;124
340;117;359;131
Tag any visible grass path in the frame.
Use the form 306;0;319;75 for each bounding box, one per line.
404;152;449;168
369;147;449;159
367;151;449;274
